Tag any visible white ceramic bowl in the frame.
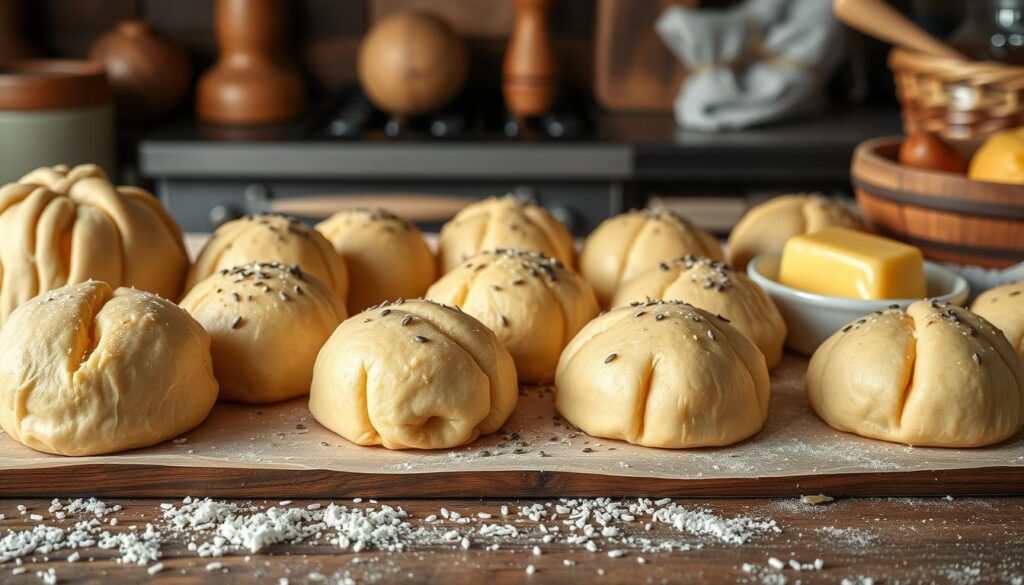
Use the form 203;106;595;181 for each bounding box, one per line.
747;253;970;355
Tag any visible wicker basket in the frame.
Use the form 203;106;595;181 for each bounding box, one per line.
889;47;1024;151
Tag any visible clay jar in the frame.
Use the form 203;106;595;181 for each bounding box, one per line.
90;20;192;122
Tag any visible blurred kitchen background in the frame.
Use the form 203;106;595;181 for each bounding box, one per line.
0;0;984;236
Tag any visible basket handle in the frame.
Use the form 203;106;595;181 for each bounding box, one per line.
833;0;966;61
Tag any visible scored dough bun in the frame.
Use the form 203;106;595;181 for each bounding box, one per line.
310;299;518;449
612;255;786;369
579;209;724;307
316;208;435;314
0;281;218;456
187;214;348;303
437;195;575;274
971;281;1024;358
0;164;188;323
726;193;864;270
426;248;599;383
555;299;770;448
807;301;1024;447
180;262;347;404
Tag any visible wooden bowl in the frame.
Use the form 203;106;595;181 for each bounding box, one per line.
852;136;1024;268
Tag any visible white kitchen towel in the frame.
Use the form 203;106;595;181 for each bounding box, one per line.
656;0;845;131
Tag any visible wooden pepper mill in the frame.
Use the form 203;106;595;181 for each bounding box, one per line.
503;0;558;121
197;0;306;125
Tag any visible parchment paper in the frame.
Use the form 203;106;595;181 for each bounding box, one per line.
1;356;1021;478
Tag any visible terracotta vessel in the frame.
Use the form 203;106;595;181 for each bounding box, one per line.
503;0;558;118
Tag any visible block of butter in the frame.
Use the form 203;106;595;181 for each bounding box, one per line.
778;227;926;300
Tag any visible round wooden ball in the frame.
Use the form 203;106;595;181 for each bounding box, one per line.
357;12;468;117
90;20;191;122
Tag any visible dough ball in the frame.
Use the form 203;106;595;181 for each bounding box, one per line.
316;208;435;314
555;299;770;448
0;281;217;456
426;248;599;383
187;214;348;303
579;209;724;307
310;299;518;449
437;195;575;274
180;262;347;404
726;193;863;270
806;301;1024;447
971;281;1024;358
0;164;188;323
612;255;786;369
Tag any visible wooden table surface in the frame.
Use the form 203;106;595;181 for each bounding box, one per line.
1;496;1021;584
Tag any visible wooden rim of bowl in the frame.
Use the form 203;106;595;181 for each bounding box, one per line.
0;60;110;111
851;136;1024;221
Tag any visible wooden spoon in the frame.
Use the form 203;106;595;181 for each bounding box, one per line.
833;0;967;61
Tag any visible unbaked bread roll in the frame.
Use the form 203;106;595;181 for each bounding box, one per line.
806;300;1024;447
310;299;518;449
180;262;347;403
727;193;863;270
612;255;786;368
437;195;575;274
971;281;1024;358
579;209;724;307
0;164;188;323
316;208;435;313
187;214;348;303
0;281;217;456
555;299;770;448
426;248;599;382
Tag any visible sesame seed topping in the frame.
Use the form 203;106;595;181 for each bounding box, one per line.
279;292;290;302
707;330;716;341
401;315;413;327
294;285;303;295
654;314;665;321
500;315;509;327
973;353;982;365
231;316;243;329
604;353;617;364
232;292;241;302
381;309;391;317
413;335;429;343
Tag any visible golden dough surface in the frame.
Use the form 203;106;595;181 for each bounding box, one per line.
309;299;518;450
971;281;1024;358
0;281;218;456
806;301;1024;447
555;299;770;448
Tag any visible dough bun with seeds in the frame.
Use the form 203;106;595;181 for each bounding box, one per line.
611;255;786;368
0;281;217;456
437;195;575;274
316;208;436;314
806;301;1024;447
310;299;518;449
726;193;864;270
426;248;599;383
186;214;348;303
180;262;347;404
970;281;1024;358
0;164;188;323
579;209;724;307
555;299;770;448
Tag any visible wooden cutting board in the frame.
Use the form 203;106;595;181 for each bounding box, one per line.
594;0;694;112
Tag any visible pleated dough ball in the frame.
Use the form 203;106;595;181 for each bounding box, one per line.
555;299;770;448
806;301;1024;447
0;281;218;456
180;262;347;404
612;255;786;368
187;214;348;303
0;164;188;323
437;195;575;274
426;248;599;383
316;208;435;314
727;193;864;270
971;281;1024;358
310;299;518;449
579;209;724;307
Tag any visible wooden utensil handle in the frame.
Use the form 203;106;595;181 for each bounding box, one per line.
833;0;966;61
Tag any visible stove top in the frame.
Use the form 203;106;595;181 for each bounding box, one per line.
308;83;597;141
